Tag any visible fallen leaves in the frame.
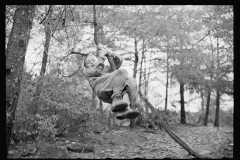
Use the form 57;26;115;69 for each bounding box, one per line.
8;125;233;159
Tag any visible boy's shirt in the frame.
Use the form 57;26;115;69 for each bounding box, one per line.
83;54;123;86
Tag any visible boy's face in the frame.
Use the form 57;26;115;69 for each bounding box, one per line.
85;54;98;68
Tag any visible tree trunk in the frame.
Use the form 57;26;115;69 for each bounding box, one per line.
204;34;214;126
144;51;147;97
214;36;220;127
133;38;138;79
6;5;35;156
197;88;205;125
214;89;220;127
31;6;52;115
200;88;205;111
130;37;139;128
135;43;145;129
92;5;98;109
165;51;169;111
180;82;186;124
144;51;150;115
204;86;211;126
145;52;152;114
138;41;145;93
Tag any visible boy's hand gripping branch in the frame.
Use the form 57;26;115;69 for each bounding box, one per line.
97;44;116;71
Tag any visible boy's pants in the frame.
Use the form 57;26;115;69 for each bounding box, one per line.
90;69;138;105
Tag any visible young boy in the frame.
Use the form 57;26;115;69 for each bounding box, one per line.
83;45;139;120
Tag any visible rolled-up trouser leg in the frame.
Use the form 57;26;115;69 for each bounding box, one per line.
111;69;128;99
122;77;138;109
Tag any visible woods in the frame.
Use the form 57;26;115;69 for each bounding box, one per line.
6;5;233;158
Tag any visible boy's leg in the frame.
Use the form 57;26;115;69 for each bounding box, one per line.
116;77;140;120
116;92;139;120
111;69;129;112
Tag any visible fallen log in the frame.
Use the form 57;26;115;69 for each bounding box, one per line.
138;91;211;159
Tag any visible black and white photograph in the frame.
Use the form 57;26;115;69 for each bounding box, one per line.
6;5;234;159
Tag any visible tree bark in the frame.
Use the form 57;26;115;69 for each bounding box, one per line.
204;34;214;126
214;89;220;127
31;5;52;115
130;37;139;128
133;38;138;79
144;51;150;114
197;88;205;124
146;52;152;99
214;36;220;127
138;41;145;93
144;51;147;97
92;5;98;109
180;82;186;124
200;88;205;111
204;86;211;126
6;5;35;156
165;51;169;111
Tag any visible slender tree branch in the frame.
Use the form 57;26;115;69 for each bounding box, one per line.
39;5;53;24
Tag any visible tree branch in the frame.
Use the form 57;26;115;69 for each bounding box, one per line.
39;5;53;24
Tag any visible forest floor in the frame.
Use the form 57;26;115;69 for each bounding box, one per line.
7;124;233;159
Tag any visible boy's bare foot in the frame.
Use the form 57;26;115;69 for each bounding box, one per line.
116;108;140;120
112;94;128;112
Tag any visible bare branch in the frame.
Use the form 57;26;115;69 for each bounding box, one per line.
39;5;53;24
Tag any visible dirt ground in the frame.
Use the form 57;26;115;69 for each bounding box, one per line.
7;124;233;159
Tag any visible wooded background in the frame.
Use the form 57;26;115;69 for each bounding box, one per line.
6;5;233;156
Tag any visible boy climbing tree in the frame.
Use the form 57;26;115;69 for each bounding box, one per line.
83;44;140;120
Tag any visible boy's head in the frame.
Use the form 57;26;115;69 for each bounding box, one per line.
84;54;98;68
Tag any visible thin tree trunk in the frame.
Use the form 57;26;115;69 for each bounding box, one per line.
214;36;220;127
179;36;187;124
130;37;139;129
144;52;147;97
6;5;35;156
145;52;152;114
165;51;169;111
138;41;145;92
214;89;220;127
133;38;138;79
144;51;150;115
180;82;186;124
204;34;214;126
31;5;52;115
204;86;211;126
92;5;98;109
197;88;205;124
200;88;205;111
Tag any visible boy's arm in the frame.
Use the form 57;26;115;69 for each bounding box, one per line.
107;53;123;72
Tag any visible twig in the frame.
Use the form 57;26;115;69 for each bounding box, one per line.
51;6;64;37
39;5;53;24
136;131;148;141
